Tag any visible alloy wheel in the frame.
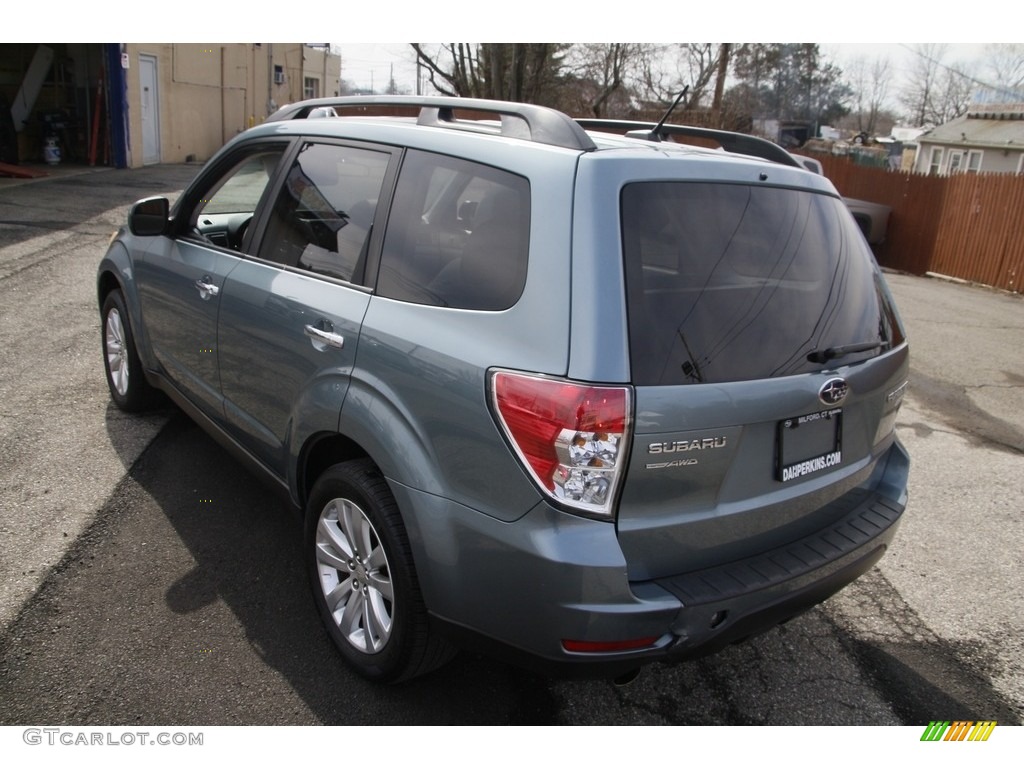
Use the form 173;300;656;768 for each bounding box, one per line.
105;308;129;397
315;497;394;653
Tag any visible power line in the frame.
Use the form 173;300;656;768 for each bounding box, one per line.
899;43;1024;99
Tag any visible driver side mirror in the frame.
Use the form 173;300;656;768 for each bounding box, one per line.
128;196;169;236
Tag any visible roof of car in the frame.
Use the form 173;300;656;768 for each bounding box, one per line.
242;96;840;197
265;96;812;171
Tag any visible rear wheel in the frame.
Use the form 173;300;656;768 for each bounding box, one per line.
101;290;159;412
305;459;455;682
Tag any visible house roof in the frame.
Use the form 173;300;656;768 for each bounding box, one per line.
890;126;927;143
918;114;1024;150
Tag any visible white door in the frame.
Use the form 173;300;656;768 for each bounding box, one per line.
139;54;161;165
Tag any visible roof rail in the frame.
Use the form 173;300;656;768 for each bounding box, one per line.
575;119;801;168
266;96;598;152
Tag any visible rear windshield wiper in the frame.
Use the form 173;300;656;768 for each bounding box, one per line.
807;340;888;364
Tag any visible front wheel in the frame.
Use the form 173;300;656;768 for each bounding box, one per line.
101;290;159;412
305;459;455;683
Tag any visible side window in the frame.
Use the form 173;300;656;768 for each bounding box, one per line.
377;149;530;311
258;142;389;283
187;147;285;251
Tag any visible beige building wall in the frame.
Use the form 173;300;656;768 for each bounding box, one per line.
297;46;342;101
121;43;339;168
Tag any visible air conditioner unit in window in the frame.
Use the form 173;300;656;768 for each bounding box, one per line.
274;71;285;85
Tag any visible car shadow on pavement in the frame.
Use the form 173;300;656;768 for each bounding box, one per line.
102;399;174;471
1;412;560;725
824;570;1023;726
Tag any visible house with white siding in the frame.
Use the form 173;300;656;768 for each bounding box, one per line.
913;89;1024;176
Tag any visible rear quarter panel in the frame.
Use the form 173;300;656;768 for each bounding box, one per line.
340;141;583;523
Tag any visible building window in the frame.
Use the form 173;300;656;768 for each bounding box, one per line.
1018;154;1024;175
928;147;943;175
966;150;983;173
946;150;965;174
304;77;319;99
273;65;284;85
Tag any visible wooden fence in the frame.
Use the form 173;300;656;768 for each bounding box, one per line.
814;154;1024;293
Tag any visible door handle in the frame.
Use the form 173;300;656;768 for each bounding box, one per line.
304;323;345;350
194;276;219;300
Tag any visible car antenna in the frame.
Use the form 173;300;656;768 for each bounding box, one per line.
647;86;688;142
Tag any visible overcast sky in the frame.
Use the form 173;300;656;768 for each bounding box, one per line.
9;1;1013;105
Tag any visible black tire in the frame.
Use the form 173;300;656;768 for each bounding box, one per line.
101;290;160;412
305;459;455;683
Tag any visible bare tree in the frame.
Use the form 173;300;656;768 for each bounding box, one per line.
639;44;724;110
407;44;729;120
847;56;869;130
564;43;648;117
848;55;891;134
711;43;730;118
900;44;946;125
868;57;892;130
410;43;567;105
934;63;976;123
411;44;479;97
898;44;975;125
983;43;1024;93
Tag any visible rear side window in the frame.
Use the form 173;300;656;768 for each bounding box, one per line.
377;149;529;310
258;142;389;283
622;182;905;385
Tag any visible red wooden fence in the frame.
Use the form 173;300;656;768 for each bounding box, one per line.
815;155;1024;293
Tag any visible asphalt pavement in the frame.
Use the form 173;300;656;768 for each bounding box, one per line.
0;164;197;632
0;163;1020;725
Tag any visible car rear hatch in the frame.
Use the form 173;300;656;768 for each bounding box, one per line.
614;179;908;581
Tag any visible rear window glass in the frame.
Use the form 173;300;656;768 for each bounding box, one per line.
621;182;905;385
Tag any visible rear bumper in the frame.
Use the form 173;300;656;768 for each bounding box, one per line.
658;489;902;661
399;439;908;678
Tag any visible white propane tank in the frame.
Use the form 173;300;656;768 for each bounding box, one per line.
43;136;61;165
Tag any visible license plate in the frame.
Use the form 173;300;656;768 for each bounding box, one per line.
777;408;842;482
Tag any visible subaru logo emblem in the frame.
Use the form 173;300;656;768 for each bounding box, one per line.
819;378;848;406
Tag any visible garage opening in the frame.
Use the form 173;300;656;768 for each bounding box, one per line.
0;43;127;176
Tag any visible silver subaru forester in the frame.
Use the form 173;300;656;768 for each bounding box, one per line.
98;96;909;683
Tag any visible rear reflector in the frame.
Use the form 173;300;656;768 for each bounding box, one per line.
490;370;631;519
562;637;659;653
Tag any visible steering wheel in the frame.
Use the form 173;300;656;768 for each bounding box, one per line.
235;216;252;251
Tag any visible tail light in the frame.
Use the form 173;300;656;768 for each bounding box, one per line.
490;370;631;519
